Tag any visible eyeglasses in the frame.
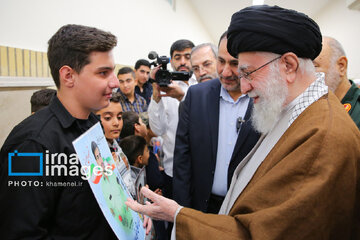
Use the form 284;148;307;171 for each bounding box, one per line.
238;55;281;82
192;61;214;73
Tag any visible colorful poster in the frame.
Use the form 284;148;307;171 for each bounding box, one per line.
72;122;145;240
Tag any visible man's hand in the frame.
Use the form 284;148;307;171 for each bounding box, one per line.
150;66;162;103
150;65;185;102
152;82;162;103
125;187;181;222
158;81;185;102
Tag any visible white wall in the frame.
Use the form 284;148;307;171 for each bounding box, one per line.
314;0;360;79
0;0;214;65
0;0;214;146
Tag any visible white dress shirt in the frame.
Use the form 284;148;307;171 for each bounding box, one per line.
148;80;194;177
211;87;250;196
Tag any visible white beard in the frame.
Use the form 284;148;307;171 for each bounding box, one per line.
249;66;288;134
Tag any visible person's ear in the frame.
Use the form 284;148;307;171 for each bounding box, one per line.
59;65;75;88
134;123;140;135
281;52;299;84
336;56;348;78
136;155;143;165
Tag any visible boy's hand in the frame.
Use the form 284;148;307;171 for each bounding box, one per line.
143;215;152;235
154;188;163;196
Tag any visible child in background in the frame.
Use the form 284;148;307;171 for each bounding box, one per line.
95;93;136;198
119;135;149;168
120;112;167;240
120;111;165;193
139;112;164;168
30;88;56;114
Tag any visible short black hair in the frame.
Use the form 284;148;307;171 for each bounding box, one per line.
117;67;135;78
135;59;150;70
170;39;195;58
120;111;140;139
110;92;122;103
47;24;117;89
119;135;147;166
30;88;56;113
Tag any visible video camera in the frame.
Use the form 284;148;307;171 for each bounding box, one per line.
148;51;191;87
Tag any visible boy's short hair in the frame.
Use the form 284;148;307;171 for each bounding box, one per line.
110;92;122;103
117;67;135;78
134;59;150;70
120;111;140;138
30;88;56;113
47;24;117;89
119;135;147;166
170;39;195;57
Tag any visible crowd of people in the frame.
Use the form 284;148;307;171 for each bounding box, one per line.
0;4;359;240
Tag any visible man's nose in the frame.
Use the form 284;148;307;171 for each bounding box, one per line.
199;67;207;76
109;72;119;89
180;56;187;65
240;78;252;94
221;64;232;77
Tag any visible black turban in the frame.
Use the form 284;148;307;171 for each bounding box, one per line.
227;5;322;60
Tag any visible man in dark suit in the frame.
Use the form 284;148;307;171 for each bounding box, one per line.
173;32;260;213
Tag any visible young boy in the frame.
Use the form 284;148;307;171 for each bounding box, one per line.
119;135;149;168
134;59;152;105
95;93;136;197
120;112;167;240
0;24;151;238
117;67;147;113
120;111;165;191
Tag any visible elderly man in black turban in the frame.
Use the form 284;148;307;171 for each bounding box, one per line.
126;5;360;240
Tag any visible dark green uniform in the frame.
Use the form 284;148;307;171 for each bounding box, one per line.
341;80;360;129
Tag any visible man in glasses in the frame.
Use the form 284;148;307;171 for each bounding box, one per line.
190;43;218;83
173;32;260;214
126;5;360;240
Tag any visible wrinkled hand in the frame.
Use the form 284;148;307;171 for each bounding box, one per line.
125;187;180;222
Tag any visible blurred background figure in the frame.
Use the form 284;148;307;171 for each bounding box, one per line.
313;36;360;128
30;88;56;114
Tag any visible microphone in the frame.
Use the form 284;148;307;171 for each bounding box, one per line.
148;51;158;60
236;117;245;133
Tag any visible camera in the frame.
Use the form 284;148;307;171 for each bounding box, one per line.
148;51;191;87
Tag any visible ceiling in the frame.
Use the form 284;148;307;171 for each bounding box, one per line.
189;0;332;42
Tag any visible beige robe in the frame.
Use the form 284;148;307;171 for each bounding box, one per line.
176;92;360;240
